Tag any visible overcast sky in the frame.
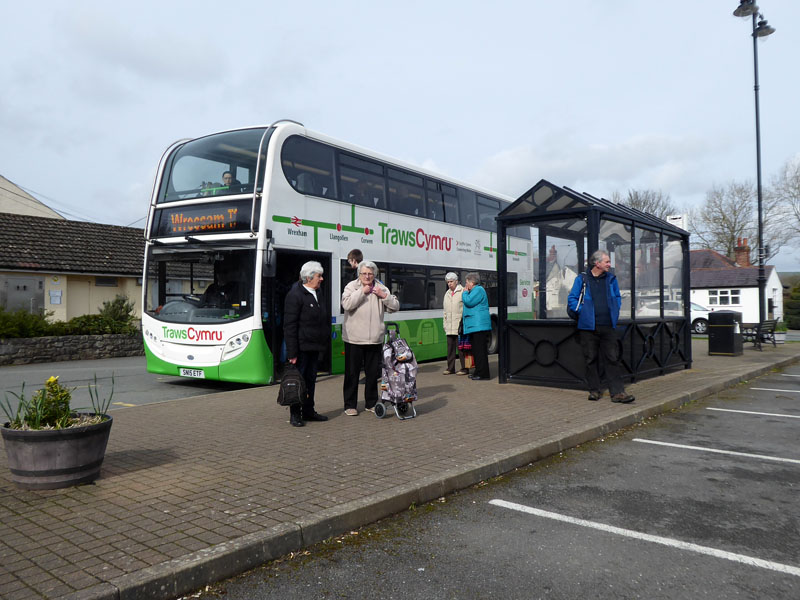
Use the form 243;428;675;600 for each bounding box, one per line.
2;1;799;269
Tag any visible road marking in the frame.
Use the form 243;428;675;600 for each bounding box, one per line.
782;374;800;378
707;408;800;419
750;388;800;393
112;402;137;407
489;499;800;578
632;439;800;464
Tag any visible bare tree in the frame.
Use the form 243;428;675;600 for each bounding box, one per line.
689;180;790;264
770;157;800;235
612;189;677;221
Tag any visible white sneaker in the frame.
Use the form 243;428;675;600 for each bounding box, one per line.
344;408;358;416
365;406;375;413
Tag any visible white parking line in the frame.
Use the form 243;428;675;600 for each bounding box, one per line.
750;388;800;393
707;408;800;419
782;374;800;378
632;439;800;464
489;499;800;577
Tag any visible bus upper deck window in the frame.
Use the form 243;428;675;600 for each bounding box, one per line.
281;136;336;199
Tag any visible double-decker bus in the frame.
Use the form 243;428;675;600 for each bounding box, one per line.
142;120;532;384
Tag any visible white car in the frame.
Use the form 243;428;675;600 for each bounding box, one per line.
689;302;713;334
637;301;713;333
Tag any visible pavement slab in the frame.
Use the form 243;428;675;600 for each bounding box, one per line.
1;340;799;600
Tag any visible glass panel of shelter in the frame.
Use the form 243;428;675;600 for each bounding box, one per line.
530;220;586;319
600;219;633;320
663;236;684;315
544;236;581;319
634;227;662;317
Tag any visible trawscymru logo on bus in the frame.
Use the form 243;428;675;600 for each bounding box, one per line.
378;222;452;251
161;326;222;342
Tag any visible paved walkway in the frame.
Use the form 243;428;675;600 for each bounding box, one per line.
1;340;799;600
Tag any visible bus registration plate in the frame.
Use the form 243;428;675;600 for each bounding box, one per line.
180;368;205;379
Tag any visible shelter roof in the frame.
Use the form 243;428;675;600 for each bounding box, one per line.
0;212;144;275
498;179;688;237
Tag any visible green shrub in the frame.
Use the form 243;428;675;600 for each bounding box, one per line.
0;294;138;338
100;295;135;324
786;282;800;330
0;308;53;338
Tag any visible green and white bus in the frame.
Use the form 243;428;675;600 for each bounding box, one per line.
142;120;532;384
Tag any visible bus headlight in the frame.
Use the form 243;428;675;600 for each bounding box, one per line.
222;332;251;360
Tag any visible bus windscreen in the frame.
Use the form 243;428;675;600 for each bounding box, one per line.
159;128;268;203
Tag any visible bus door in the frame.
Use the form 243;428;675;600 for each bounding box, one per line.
262;250;332;376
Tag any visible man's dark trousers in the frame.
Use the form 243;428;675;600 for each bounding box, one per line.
579;326;624;395
295;350;320;416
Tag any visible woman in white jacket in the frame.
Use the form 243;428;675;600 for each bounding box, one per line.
341;261;399;415
442;272;467;375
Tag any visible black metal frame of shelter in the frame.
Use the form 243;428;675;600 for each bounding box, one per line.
497;180;692;388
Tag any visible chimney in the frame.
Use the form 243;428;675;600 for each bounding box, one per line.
734;237;751;267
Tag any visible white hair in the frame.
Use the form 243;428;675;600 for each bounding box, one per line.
589;250;609;267
299;261;323;282
445;272;458;282
358;260;378;275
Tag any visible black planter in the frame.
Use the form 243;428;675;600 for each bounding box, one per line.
1;414;113;490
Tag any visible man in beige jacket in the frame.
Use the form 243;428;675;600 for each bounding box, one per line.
341;260;399;415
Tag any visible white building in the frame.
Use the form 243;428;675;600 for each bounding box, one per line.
690;243;783;324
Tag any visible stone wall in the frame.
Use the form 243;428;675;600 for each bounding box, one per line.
0;334;144;366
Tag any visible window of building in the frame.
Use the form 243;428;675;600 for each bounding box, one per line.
707;289;741;305
95;277;118;287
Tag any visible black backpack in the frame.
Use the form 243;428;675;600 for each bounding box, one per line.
276;365;306;406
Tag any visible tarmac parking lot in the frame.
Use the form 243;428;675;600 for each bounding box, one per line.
199;366;800;599
484;367;800;598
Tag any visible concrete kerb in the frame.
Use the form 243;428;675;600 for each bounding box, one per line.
58;352;799;600
110;522;303;600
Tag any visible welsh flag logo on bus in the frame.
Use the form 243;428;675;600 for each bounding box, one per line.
290;216;303;227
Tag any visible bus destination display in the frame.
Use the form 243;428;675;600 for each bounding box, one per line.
152;200;260;237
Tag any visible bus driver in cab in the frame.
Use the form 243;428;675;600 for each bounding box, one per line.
202;261;242;308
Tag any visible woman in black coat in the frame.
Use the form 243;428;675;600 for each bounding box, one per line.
283;261;330;427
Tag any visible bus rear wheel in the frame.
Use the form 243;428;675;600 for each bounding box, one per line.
488;318;498;354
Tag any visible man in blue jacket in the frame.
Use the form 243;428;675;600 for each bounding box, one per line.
567;250;634;403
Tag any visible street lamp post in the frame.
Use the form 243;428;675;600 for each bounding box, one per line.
732;0;775;323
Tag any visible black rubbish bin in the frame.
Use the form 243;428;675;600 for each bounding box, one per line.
708;310;743;356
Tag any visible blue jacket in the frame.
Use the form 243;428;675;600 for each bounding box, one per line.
567;271;621;330
462;285;491;333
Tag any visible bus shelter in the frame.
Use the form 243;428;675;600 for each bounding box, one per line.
497;179;691;387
